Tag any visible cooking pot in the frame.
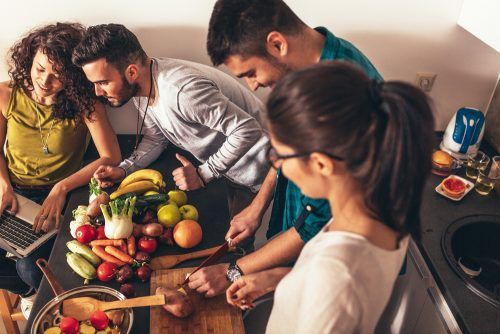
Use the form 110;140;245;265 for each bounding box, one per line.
30;259;133;334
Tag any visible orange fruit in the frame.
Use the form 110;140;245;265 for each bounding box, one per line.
173;220;202;248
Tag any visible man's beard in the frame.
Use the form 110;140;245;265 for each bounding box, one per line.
106;75;140;107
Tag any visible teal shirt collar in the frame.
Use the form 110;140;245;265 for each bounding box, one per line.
316;26;337;61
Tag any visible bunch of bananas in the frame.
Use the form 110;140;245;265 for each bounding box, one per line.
110;169;165;200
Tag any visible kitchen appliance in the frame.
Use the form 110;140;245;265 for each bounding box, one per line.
440;107;485;160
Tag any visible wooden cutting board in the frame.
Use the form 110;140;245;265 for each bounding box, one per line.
150;267;245;334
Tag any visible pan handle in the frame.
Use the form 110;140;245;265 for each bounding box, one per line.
36;258;65;296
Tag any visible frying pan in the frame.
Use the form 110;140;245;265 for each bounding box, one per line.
30;259;133;334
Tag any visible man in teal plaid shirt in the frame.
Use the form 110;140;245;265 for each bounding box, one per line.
186;0;383;297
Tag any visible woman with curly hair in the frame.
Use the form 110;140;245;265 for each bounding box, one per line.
0;22;121;317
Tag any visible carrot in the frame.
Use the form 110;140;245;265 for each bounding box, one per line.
92;246;126;266
90;239;125;248
119;242;128;254
127;236;136;257
105;245;134;265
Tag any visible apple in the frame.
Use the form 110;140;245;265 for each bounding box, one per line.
157;204;181;228
179;205;199;221
157;199;178;211
167;190;188;207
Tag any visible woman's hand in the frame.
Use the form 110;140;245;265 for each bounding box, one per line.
33;183;68;233
226;268;290;310
0;184;18;214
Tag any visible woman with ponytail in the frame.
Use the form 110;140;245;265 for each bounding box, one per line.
226;61;435;333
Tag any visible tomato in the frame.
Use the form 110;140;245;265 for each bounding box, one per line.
137;237;158;254
96;225;106;240
90;310;109;330
60;317;79;334
75;225;97;244
97;262;119;282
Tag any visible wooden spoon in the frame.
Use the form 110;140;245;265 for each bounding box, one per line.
150;245;225;270
62;294;166;321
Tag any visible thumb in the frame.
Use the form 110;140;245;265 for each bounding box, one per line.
176;154;192;167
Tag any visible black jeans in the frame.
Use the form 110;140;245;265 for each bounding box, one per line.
0;186;54;296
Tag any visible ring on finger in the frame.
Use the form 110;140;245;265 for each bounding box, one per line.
39;214;48;219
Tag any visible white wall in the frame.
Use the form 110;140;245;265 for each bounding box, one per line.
1;0;499;132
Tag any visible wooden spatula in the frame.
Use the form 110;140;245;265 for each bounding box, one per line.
62;294;166;321
150;245;224;270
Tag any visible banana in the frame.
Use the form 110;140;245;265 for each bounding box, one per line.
119;169;163;190
67;240;101;267
66;252;97;280
110;180;160;200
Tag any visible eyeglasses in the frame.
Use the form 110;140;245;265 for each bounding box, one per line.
266;145;343;169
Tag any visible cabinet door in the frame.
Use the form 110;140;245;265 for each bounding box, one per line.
375;251;428;333
413;289;449;334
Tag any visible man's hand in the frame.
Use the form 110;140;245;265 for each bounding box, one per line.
172;154;204;191
187;263;230;297
226;204;262;246
93;165;126;188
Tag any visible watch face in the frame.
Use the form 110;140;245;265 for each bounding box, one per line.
227;267;242;282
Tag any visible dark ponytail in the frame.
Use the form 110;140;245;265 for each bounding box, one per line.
267;61;435;239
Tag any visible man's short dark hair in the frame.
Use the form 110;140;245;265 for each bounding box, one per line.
72;23;147;71
207;0;305;66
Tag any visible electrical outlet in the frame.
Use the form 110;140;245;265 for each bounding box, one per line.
416;72;437;92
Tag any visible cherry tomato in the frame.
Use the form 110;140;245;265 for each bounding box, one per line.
97;262;119;282
75;225;97;244
96;225;106;240
137;237;158;254
60;317;79;334
90;310;109;330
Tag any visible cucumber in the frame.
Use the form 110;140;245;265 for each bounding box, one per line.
66;240;101;267
66;252;97;280
118;193;167;207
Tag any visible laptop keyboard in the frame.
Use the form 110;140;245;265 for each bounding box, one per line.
0;212;45;250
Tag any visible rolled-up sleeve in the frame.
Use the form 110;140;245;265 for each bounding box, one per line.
118;113;169;176
177;80;264;183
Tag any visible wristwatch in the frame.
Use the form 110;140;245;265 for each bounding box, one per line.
226;260;244;282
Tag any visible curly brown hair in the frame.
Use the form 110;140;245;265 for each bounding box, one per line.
8;22;95;122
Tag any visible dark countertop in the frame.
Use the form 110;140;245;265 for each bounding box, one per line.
27;136;239;333
416;141;500;333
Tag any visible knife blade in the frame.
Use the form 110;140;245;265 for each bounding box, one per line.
181;240;230;286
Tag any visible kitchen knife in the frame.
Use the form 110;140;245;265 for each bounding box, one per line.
181;240;230;286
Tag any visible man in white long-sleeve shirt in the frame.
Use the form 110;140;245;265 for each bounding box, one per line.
72;24;269;218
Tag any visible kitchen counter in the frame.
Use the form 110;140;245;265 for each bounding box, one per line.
26;136;240;333
416;146;500;333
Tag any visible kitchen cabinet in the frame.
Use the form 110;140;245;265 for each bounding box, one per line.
376;241;460;334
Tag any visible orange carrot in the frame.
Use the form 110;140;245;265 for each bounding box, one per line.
127;236;136;257
92;246;126;266
105;246;134;265
90;239;125;248
119;241;128;254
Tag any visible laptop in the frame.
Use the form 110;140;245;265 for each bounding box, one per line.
0;193;58;258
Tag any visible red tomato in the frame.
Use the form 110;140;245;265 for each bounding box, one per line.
97;262;119;282
75;225;97;244
60;317;79;334
96;225;106;240
137;237;158;254
90;310;109;330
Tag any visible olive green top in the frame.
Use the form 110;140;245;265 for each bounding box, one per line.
3;86;88;186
